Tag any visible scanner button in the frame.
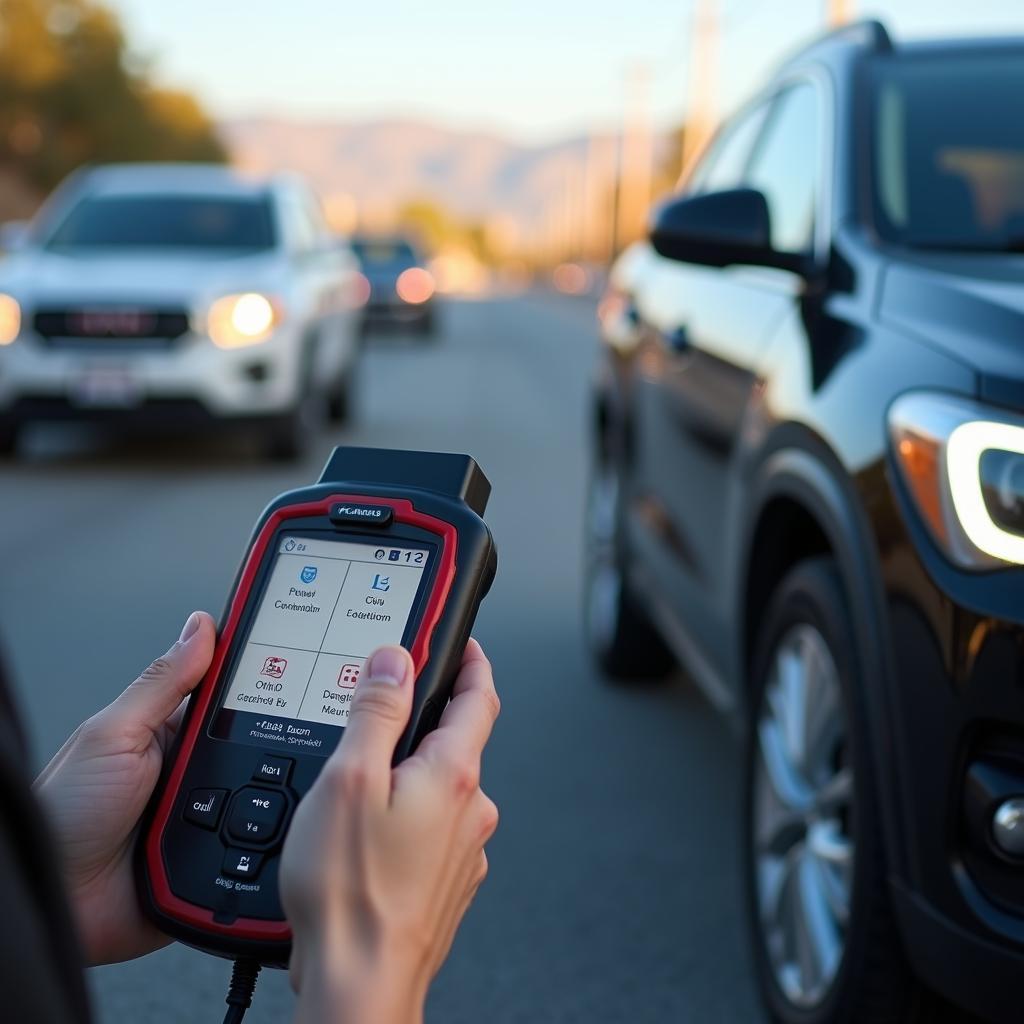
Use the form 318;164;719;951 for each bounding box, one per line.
226;787;287;844
183;788;228;830
253;756;293;785
222;847;264;880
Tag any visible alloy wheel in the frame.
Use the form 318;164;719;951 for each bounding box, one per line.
752;622;855;1009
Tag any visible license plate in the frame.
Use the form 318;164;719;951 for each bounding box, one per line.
70;366;143;408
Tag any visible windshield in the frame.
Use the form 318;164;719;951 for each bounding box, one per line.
870;50;1024;252
352;239;418;268
45;193;277;252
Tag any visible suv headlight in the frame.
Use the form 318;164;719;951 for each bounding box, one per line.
889;392;1024;568
0;293;20;344
207;292;282;349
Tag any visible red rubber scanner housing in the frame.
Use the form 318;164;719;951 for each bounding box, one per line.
143;494;457;944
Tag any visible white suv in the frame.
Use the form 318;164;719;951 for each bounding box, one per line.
0;164;363;458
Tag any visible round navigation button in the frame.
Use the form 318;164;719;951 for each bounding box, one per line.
225;787;288;845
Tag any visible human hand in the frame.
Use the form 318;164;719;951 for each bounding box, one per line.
282;640;500;1024
34;611;216;965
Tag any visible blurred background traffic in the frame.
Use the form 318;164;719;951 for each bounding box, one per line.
9;0;1019;303
3;1;1024;1022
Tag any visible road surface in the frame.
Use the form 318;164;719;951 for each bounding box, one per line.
0;293;765;1023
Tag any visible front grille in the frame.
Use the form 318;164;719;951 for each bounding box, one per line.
32;306;191;348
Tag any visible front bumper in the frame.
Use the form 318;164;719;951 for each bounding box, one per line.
0;326;304;419
0;397;301;440
363;296;434;324
892;880;1024;1024
881;477;1024;1020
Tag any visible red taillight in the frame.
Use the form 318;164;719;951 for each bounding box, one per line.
396;267;435;305
349;272;371;308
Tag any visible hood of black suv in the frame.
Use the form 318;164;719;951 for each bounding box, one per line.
880;253;1024;405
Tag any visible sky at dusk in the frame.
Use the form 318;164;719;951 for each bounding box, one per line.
107;0;1024;143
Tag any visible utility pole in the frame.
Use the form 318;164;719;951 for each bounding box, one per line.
680;0;719;176
583;133;615;265
570;157;589;261
826;0;854;26
617;62;654;251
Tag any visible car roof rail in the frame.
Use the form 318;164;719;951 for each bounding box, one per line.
780;18;893;69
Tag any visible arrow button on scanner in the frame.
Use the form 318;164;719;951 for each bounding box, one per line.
225;787;288;844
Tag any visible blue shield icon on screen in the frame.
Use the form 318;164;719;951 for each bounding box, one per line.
300;566;318;585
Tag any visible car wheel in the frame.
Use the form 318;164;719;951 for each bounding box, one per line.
0;418;19;457
326;367;355;425
417;310;437;337
745;557;916;1023
262;389;324;462
583;452;674;680
262;412;305;462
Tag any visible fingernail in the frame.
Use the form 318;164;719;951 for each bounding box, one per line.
179;612;201;643
366;647;408;686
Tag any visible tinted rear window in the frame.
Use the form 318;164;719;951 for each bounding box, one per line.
45;194;276;251
870;50;1024;251
352;240;417;267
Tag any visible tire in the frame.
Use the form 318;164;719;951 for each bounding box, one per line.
744;557;919;1024
417;310;437;337
582;451;674;680
326;367;354;425
0;418;19;457
262;412;306;462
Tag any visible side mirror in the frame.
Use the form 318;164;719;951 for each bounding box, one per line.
0;220;30;253
648;189;803;273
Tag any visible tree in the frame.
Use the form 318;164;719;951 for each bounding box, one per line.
396;198;497;264
0;0;224;203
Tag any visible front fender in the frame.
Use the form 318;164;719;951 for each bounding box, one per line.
740;431;909;882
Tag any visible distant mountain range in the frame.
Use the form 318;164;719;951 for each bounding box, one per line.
222;116;660;238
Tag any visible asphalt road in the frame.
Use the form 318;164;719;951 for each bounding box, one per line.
0;293;765;1023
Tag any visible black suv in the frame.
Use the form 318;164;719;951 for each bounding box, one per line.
586;21;1024;1024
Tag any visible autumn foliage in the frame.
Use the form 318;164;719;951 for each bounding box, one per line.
0;0;224;214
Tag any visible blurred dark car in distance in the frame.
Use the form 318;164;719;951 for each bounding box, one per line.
351;235;437;335
0;164;363;460
586;20;1024;1024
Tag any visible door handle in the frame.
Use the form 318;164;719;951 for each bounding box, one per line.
661;324;691;353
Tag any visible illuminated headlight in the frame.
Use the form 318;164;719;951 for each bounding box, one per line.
0;293;21;345
207;292;281;349
889;393;1024;567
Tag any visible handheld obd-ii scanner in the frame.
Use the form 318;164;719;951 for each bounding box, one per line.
136;446;495;1019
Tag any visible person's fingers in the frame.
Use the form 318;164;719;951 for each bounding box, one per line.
322;645;414;806
157;697;191;755
460;637;488;673
104;612;216;737
165;698;189;736
415;639;499;772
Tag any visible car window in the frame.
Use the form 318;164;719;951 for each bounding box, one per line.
302;192;329;242
280;190;324;253
745;82;821;254
351;240;418;268
44;194;277;251
689;102;769;194
869;50;1024;251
